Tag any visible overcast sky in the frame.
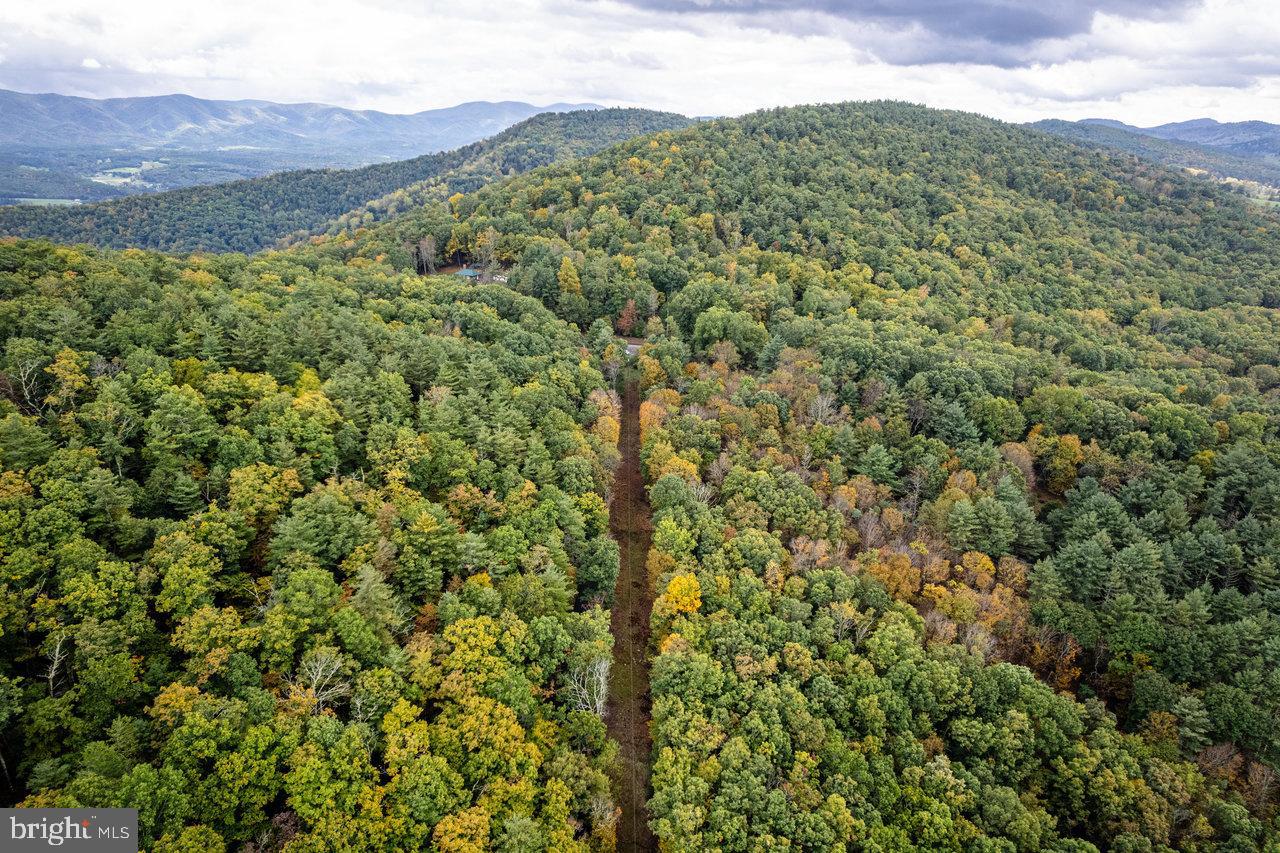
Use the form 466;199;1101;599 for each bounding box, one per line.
1;0;1277;124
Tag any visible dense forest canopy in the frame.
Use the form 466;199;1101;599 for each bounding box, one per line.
1;100;1278;850
0;109;692;254
0;240;629;851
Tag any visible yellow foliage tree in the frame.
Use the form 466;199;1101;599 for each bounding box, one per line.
594;414;620;446
43;347;88;414
656;454;700;483
647;549;677;589
637;354;665;390
657;573;702;617
557;256;582;294
638;400;668;442
862;551;920;601
432;806;490;853
179;267;218;288
959;552;996;593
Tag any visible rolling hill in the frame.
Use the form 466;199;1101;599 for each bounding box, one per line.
0;108;692;253
317;100;1280;844
0;88;600;156
1035;117;1280;194
0;88;603;203
1088;117;1280;159
1;101;1277;849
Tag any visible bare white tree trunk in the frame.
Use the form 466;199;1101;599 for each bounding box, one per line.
294;647;350;712
44;634;69;696
568;656;610;717
16;360;43;414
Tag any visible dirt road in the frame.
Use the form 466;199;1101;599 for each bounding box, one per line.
606;374;656;852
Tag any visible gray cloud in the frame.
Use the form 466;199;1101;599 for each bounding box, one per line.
603;0;1202;66
1;0;1276;125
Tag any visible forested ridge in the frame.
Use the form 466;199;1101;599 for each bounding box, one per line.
0;108;691;254
292;110;694;245
1033;119;1280;203
1;100;1278;850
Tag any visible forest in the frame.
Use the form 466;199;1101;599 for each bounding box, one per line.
1;101;1278;850
0;109;691;254
1033;120;1280;207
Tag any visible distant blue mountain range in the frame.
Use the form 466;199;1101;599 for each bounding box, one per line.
1078;117;1280;159
0;88;602;157
0;88;603;203
1032;116;1280;193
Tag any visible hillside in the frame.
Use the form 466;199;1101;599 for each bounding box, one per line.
0;88;600;154
295;108;698;243
1036;118;1280;194
0;108;692;253
1121;118;1280;159
324;100;1280;845
0;88;603;203
1;102;1278;849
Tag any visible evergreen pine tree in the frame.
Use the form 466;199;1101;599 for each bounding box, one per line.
855;444;898;487
169;470;206;517
1247;556;1278;595
948;500;980;553
1172;695;1212;756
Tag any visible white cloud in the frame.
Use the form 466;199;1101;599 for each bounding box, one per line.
0;0;1275;125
